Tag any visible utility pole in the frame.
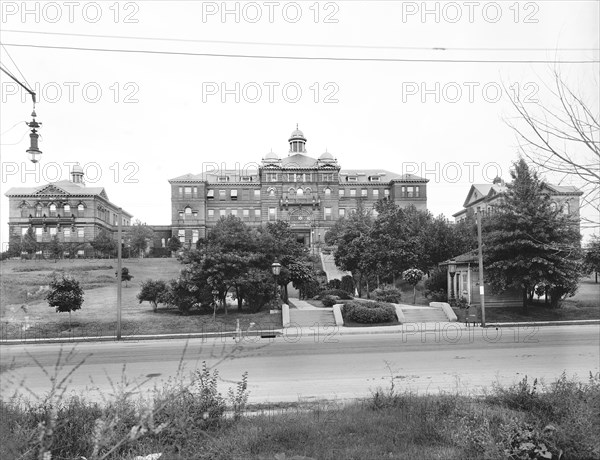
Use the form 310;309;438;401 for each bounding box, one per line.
117;208;123;340
477;210;486;327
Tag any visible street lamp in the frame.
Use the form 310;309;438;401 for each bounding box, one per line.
26;111;42;164
271;261;282;308
448;260;457;306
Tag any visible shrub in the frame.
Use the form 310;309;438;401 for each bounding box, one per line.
327;279;342;289
371;286;402;303
424;268;447;299
322;295;340;307
341;275;355;294
317;289;353;300
342;300;397;324
425;289;447;302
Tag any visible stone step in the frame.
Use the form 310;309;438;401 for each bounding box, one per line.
289;310;337;327
401;307;449;323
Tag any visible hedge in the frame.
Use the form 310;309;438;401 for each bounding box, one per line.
317;289;354;300
342;300;397;324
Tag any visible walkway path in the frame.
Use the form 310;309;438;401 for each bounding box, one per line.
320;251;351;282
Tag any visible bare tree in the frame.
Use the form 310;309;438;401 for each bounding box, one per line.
505;70;599;228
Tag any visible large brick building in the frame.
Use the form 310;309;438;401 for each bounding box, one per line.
5;165;132;257
169;127;429;249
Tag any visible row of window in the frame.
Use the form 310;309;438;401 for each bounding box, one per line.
201;188;395;201
21;203;85;218
201;207;371;221
22;226;85;240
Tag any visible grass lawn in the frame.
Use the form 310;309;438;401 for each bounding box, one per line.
0;258;281;340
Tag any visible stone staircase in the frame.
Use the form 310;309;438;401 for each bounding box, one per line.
289;309;337;328
401;306;449;323
320;251;352;282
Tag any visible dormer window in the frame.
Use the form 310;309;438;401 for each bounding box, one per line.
217;176;229;182
346;176;357;182
369;176;380;182
241;176;252;182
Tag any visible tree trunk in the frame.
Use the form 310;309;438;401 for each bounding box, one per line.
413;285;416;304
236;287;243;310
522;287;528;312
377;275;380;289
357;273;363;298
152;301;157;312
68;310;72;331
366;276;370;299
392;273;396;286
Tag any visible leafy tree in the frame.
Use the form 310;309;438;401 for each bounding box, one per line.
128;220;154;257
90;229;117;258
120;267;133;287
402;268;424;304
584;236;600;283
167;236;182;253
22;227;37;258
48;234;64;262
137;279;168;312
7;233;22;258
483;159;583;309
46;274;84;330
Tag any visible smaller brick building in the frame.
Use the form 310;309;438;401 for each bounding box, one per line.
5;165;132;257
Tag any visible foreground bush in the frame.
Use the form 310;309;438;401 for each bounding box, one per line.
342;300;397;324
371;286;402;303
317;289;353;300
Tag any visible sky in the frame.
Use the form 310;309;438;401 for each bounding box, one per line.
1;0;599;249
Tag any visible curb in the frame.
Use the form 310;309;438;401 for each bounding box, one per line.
2;320;598;345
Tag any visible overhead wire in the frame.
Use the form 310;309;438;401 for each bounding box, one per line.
2;42;598;64
3;29;598;53
1;43;33;91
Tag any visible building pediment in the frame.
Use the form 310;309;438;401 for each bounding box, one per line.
35;184;69;196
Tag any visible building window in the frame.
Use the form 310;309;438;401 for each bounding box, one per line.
78;203;85;216
231;209;237;217
255;209;261;217
241;176;253;182
550;202;558;212
369;176;380;182
384;189;390;198
178;186;183;196
361;189;368;197
21;227;28;236
192;230;199;244
193;211;198;218
350;189;356;197
243;209;249;218
193;186;197;196
77;249;85;257
254;189;261;199
184;206;192;217
322;173;334;182
346;176;357;182
266;173;277;182
207;189;214;199
219;190;226;200
324;207;332;220
161;238;166;248
339;208;346;218
184;186;192;196
350;208;356;214
35;204;42;217
563;202;570;214
269;207;276;221
220;209;226;217
178;229;185;243
231;190;238;201
297;188;304;197
339;189;345;197
373;189;379;198
49;204;57;217
178;211;184;219
372;209;379;217
208;209;214;218
63;228;71;239
414;186;420;198
64;204;70;214
77;228;84;238
35;227;43;241
20;206;29;217
324;187;331;197
217;176;229;182
50;227;57;236
268;188;276;197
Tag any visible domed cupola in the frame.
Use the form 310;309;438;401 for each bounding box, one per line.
319;149;336;163
262;149;280;165
71;164;85;185
288;124;307;154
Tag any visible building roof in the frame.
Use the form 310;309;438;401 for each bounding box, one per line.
5;181;133;217
281;153;320;168
339;170;428;183
439;250;478;266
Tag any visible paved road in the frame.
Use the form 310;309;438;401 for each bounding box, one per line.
1;325;599;404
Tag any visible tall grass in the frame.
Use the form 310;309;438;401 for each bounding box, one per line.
1;353;598;459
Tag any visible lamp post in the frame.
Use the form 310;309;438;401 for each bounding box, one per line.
448;260;457;306
271;261;282;308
